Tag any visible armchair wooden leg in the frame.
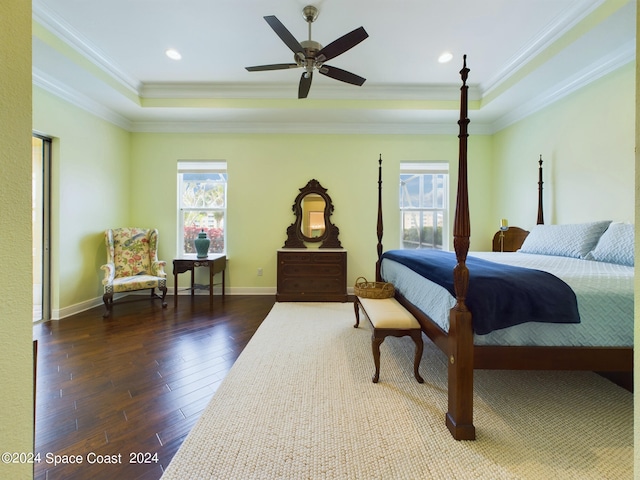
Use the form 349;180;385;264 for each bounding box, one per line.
102;292;113;318
159;286;168;308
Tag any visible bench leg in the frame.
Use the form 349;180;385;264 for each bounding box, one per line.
371;332;384;383
353;299;360;328
410;330;425;383
372;329;424;384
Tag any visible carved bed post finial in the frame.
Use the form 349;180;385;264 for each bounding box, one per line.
376;154;384;281
460;54;469;85
537;155;544;225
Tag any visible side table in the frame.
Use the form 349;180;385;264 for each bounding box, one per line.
173;254;226;308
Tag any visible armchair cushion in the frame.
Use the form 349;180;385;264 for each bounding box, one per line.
113;227;153;278
108;275;166;294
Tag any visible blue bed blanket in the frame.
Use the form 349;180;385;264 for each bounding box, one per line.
381;250;580;335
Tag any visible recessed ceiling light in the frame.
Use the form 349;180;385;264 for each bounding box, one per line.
165;48;182;60
438;51;453;64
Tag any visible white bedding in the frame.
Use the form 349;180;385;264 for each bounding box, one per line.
380;251;634;347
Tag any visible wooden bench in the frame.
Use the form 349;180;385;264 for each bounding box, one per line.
354;296;424;384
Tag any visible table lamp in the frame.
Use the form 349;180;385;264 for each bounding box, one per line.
499;218;509;252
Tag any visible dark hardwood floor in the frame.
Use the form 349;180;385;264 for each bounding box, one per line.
33;294;275;480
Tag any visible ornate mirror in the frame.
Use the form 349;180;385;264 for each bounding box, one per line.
283;179;342;249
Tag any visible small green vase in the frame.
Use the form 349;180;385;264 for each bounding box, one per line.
194;230;210;258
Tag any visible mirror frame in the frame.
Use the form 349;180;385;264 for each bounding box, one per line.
283;179;342;249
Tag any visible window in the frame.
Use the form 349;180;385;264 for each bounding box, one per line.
177;161;227;255
399;162;449;250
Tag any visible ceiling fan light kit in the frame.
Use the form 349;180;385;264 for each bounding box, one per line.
245;5;368;99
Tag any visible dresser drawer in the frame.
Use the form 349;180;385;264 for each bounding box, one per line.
278;276;344;294
279;252;344;264
279;262;343;277
276;250;347;302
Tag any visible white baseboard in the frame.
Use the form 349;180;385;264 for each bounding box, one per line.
52;293;125;320
225;287;276;295
51;287;278;320
173;287;276;295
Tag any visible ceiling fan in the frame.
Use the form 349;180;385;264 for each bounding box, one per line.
245;5;368;99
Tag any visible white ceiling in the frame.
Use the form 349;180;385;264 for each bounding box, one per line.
32;0;636;135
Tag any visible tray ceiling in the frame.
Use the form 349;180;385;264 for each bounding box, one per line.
32;0;636;134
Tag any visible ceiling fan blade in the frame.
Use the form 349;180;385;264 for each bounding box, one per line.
298;72;313;99
316;27;368;62
319;65;366;86
263;15;305;57
246;63;299;72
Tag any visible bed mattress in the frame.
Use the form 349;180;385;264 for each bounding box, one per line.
380;251;634;347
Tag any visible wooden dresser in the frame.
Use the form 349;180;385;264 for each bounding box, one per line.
277;249;347;302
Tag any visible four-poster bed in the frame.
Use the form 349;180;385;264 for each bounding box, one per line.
374;56;634;441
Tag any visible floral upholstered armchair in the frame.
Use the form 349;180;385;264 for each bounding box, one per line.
101;227;168;317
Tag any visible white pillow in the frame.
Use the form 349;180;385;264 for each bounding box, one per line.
585;222;634;266
519;221;612;259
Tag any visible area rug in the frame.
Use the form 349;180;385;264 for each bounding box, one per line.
162;302;632;479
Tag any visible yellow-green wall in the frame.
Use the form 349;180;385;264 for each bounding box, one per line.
130;133;493;292
31;62;634;315
33;87;131;316
0;2;34;478
492;62;635;227
30;85;489;313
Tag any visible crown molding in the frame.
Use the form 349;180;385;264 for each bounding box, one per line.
32;2;141;95
489;40;635;133
129;119;494;136
33;68;133;130
140;82;482;102
33;42;631;137
480;0;605;96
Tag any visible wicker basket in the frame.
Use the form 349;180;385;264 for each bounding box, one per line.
354;276;395;299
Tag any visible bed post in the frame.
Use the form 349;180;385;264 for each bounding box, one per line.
537;155;544;225
446;55;476;441
375;155;384;282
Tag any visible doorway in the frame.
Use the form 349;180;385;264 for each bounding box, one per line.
32;135;51;322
